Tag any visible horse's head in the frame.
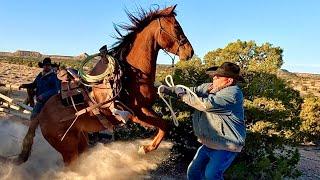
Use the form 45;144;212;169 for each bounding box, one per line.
155;5;194;61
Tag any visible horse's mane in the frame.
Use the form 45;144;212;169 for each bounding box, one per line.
109;6;176;60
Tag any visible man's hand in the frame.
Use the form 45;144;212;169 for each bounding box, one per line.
19;83;33;90
159;86;185;97
174;87;186;97
159;86;174;95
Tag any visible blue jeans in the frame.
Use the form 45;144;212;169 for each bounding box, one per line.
187;145;238;180
30;102;44;119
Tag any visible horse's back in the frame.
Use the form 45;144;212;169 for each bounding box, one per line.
38;95;103;139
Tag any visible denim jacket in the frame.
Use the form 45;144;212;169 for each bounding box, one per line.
181;83;246;152
31;70;60;103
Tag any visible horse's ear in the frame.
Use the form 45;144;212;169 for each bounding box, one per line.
162;5;177;15
171;4;177;12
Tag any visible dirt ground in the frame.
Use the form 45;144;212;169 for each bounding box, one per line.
0;62;319;179
297;146;320;179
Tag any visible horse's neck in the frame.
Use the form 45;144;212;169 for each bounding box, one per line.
126;28;159;81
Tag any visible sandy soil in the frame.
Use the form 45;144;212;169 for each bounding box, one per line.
0;62;319;179
297;146;320;179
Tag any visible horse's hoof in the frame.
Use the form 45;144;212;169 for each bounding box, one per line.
138;145;146;154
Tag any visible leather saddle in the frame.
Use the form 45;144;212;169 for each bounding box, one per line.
57;68;84;106
57;66;123;132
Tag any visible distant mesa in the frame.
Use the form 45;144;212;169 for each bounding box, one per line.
76;53;89;59
277;69;296;77
0;50;88;60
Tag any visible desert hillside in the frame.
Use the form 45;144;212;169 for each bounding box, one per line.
277;69;320;97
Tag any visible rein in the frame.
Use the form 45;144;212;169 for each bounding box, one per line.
158;18;184;67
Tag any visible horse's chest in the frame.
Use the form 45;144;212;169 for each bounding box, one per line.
127;84;156;105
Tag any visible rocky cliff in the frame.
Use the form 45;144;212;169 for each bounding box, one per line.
0;50;87;60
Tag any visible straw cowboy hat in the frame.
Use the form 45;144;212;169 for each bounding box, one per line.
206;62;245;82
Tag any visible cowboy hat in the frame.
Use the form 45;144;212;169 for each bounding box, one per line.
206;62;245;82
38;57;53;68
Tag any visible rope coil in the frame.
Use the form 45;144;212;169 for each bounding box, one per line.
78;53;116;83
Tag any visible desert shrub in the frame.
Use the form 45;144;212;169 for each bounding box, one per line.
226;131;300;179
299;96;320;142
203;40;283;74
226;92;302;179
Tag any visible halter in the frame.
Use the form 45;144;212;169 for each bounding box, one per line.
158;18;187;67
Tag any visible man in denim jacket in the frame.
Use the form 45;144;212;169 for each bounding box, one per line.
165;62;246;179
29;57;60;118
16;57;60;163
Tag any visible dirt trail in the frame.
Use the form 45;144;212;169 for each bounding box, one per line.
0;116;173;180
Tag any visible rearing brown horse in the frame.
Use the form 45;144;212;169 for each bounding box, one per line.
18;5;193;165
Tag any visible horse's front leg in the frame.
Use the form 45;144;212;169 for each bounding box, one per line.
130;107;168;153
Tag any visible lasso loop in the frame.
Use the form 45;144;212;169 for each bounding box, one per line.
78;53;116;83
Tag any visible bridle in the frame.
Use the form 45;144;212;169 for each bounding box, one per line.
157;18;187;67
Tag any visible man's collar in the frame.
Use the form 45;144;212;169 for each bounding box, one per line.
42;69;54;76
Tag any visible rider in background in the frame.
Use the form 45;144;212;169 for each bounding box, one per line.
29;57;60;118
16;57;60;163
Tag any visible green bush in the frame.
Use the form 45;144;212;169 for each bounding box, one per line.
299;96;320;142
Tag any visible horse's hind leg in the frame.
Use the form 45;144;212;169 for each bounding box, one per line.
130;107;168;153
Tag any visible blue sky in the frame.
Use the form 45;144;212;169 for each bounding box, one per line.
0;0;319;74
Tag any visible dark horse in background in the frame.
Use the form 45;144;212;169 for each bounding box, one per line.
13;5;194;165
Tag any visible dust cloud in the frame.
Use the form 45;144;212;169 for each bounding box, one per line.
0;119;173;180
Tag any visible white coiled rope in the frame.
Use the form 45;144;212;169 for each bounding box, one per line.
157;75;206;127
78;53;116;83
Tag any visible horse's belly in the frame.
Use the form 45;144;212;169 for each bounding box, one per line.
38;95;80;138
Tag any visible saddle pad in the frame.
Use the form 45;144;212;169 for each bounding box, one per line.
61;94;85;107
